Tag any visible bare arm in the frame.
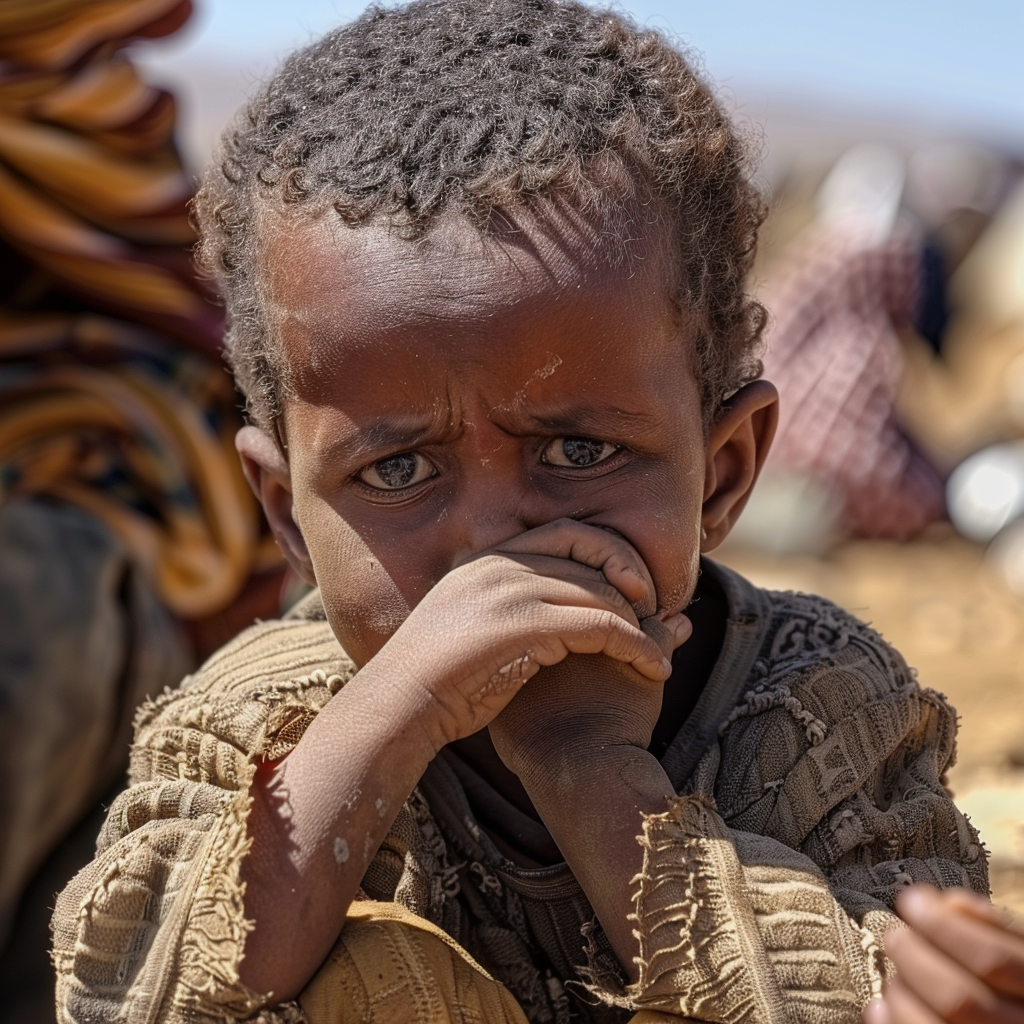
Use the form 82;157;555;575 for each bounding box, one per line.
520;745;674;980
489;621;684;981
237;521;685;1001
239;665;439;999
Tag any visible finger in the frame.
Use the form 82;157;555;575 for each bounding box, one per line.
863;997;890;1024
896;886;1024;1000
884;924;1024;1024
881;979;948;1024
531;567;643;630
492;519;657;617
539;607;673;681
943;887;1024;937
640;613;692;659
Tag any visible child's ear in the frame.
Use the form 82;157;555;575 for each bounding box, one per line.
701;380;779;551
236;425;316;586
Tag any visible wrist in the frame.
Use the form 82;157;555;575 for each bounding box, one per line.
344;658;449;762
514;741;670;806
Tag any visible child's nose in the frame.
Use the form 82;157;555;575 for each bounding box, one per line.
445;491;553;567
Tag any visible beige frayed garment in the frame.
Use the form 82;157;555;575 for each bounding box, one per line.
52;565;988;1024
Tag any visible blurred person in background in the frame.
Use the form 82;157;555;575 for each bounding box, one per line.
0;0;285;1010
746;139;1017;555
755;143;947;546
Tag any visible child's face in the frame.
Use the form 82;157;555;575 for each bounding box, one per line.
250;207;741;667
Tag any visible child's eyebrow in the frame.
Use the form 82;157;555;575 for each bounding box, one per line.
496;405;660;438
314;404;659;466
315;419;439;465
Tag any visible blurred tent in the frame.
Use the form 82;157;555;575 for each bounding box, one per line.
0;0;283;980
757;144;946;544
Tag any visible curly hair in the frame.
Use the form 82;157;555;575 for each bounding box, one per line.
194;0;767;433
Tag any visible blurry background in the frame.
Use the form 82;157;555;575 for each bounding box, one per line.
1;1;1022;1020
132;0;1024;177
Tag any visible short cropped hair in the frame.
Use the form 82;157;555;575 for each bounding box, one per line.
194;0;767;433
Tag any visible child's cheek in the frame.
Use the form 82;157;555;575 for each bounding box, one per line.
306;521;413;667
654;542;701;617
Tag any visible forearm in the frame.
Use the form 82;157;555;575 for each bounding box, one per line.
239;667;440;1001
518;746;674;981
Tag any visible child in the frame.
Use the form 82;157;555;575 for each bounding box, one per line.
52;2;1023;1023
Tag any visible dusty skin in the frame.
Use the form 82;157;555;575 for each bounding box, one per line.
235;205;777;1001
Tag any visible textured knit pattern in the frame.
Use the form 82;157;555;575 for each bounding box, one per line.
52;571;988;1024
299;900;531;1024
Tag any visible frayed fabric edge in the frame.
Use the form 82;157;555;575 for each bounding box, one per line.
172;777;266;1021
625;795;784;1024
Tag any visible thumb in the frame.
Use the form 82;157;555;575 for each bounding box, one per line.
641;612;691;659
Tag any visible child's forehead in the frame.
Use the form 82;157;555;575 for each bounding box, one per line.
257;203;685;379
261;207;704;469
261;200;675;297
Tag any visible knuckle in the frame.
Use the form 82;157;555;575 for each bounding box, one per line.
603;621;642;658
591;607;619;635
944;988;997;1024
549;516;580;532
595;579;630;610
972;946;1016;988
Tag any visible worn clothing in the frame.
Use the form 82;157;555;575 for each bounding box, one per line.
0;497;192;948
52;561;988;1024
298;900;678;1024
300;899;534;1024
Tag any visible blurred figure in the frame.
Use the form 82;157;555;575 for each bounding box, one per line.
0;0;279;970
755;144;946;544
944;178;1024;594
903;141;1005;357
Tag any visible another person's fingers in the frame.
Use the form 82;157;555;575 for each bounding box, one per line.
896;887;1024;1000
942;887;1024;936
491;519;658;616
863;995;891;1024
884;926;1024;1024
875;979;948;1024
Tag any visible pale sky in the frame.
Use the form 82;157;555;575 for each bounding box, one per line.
136;0;1024;171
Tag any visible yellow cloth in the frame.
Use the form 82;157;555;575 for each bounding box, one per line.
0;0;278;618
0;0;212;336
300;901;681;1024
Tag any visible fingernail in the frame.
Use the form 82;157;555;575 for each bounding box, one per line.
661;613;691;642
673;615;692;641
863;998;888;1024
897;885;928;920
661;656;673;677
901;884;925;909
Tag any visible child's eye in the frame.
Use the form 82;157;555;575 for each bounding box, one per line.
357;452;435;490
542;437;619;468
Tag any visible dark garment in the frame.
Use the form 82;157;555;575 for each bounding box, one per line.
0;498;191;949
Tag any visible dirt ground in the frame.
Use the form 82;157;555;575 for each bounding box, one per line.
718;536;1024;920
